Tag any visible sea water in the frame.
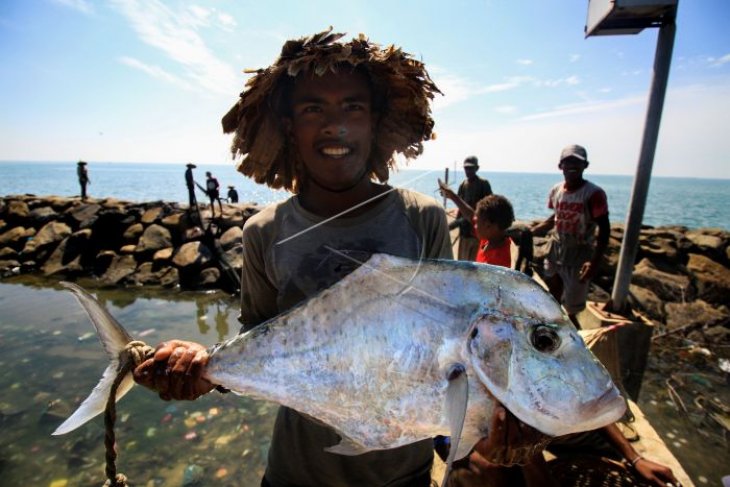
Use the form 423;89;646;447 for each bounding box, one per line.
1;161;728;230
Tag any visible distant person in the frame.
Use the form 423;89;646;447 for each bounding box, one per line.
531;144;610;329
184;163;198;211
227;185;239;203
77;161;90;200
440;184;514;268
452;156;492;261
205;171;223;217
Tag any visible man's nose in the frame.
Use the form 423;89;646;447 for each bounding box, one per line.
321;110;348;137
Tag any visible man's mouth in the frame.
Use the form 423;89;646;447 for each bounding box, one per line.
320;146;351;158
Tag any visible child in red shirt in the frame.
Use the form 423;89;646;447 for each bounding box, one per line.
440;180;515;267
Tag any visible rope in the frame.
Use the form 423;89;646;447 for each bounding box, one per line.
101;340;155;487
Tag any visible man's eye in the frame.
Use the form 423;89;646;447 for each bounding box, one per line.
345;103;365;111
301;105;322;114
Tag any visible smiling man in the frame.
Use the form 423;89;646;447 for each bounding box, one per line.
135;29;457;486
532;144;610;329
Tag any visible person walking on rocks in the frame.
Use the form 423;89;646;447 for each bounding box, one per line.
532;144;610;329
184;163;199;211
132;28;551;487
77;161;90;200
453;156;492;261
205;171;223;217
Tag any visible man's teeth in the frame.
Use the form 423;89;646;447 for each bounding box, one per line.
321;147;351;157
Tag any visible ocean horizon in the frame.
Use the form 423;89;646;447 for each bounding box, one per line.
1;160;728;231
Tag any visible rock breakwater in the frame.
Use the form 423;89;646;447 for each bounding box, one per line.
0;195;259;292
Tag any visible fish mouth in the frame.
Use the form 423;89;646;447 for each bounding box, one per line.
584;387;626;416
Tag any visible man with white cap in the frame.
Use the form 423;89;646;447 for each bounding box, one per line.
532;144;610;329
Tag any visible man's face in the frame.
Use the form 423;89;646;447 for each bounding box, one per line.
464;165;478;180
284;70;375;192
559;157;586;185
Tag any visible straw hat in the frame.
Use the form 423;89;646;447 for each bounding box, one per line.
221;27;442;192
77;161;87;165
186;163;197;168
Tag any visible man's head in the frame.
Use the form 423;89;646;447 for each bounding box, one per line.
221;28;441;193
558;144;589;186
463;155;479;180
474;194;514;241
206;171;212;177
186;163;196;169
78;161;87;166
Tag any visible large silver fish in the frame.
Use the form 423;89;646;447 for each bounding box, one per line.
53;253;625;464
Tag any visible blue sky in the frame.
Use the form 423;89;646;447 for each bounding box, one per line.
1;0;728;178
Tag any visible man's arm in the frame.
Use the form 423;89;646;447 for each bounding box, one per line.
579;212;609;282
531;214;555;237
440;182;475;222
601;424;679;487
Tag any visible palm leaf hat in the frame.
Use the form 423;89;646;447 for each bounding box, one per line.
221;27;442;192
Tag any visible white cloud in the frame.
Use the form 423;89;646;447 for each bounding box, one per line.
521;94;645;121
119;56;195;91
431;72;532;110
570;54;581;63
50;0;93;14
516;59;533;66
110;0;239;96
217;12;237;31
494;105;517;114
418;80;730;178
710;53;730;67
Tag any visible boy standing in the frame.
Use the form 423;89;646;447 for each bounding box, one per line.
440;185;514;268
134;29;461;486
532;144;610;329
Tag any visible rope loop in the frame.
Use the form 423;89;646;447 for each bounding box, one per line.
120;340;155;370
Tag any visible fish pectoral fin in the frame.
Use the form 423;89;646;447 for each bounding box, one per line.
323;435;370;456
442;363;469;487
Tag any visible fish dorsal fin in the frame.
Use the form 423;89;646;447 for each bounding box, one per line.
442;363;468;487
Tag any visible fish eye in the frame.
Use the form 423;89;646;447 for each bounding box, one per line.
531;325;560;353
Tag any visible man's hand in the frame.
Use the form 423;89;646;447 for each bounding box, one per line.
473;404;551;466
634;457;680;487
133;340;214;401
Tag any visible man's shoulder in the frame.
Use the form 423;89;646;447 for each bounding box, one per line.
242;198;294;232
395;187;442;212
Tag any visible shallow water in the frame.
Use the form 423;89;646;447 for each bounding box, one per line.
0;279;727;486
0;278;277;486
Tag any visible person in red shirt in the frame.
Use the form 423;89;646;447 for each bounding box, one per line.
441;182;515;268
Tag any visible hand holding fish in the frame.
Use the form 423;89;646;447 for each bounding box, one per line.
473;404;550;467
633;456;680;487
133;340;214;401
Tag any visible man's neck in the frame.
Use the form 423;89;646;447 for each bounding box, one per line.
298;179;390;218
564;178;586;191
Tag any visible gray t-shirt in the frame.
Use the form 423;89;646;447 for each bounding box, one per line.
238;187;452;487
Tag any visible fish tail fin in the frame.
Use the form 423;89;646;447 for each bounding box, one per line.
52;282;137;436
